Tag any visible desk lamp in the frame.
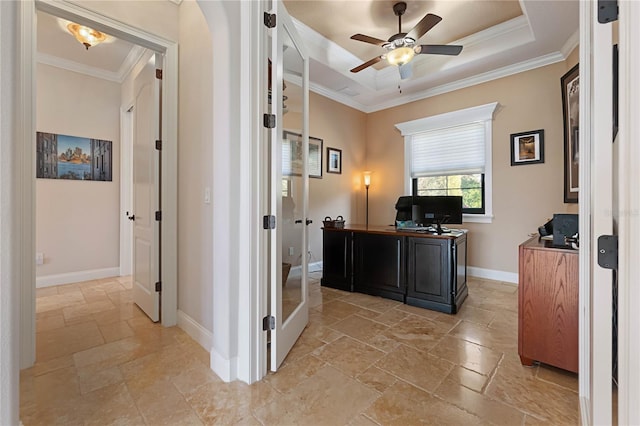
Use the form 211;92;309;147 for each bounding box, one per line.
364;171;372;228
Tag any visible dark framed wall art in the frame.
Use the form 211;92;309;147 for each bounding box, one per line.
283;130;323;178
326;147;342;174
510;129;544;166
561;64;579;203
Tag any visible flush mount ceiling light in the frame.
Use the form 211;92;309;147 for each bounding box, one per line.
67;23;107;50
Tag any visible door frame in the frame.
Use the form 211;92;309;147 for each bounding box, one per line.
578;1;614;423
119;104;134;277
19;0;178;368
616;1;640;423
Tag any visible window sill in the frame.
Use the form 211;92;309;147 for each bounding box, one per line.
463;213;493;224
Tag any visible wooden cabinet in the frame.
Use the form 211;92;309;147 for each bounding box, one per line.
406;234;468;314
322;225;468;314
321;230;352;291
353;232;405;301
518;237;579;373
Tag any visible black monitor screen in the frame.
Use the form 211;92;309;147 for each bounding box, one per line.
395;196;414;222
411;196;463;226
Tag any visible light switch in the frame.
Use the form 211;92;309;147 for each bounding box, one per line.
35;252;44;265
204;187;211;204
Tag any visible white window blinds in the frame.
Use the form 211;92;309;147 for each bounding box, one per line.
410;121;485;178
282;138;292;175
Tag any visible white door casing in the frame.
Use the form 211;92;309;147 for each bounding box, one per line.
269;0;310;371
132;57;161;322
120;105;133;276
579;1;614;423
616;1;640;423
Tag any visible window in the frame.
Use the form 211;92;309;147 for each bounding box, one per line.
413;174;484;214
395;102;498;223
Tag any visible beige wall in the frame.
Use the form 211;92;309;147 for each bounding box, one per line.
36;64;121;277
284;92;367;267
177;0;213;332
365;59;579;274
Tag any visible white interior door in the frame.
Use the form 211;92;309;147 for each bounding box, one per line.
269;0;310;371
132;55;161;322
579;2;614;423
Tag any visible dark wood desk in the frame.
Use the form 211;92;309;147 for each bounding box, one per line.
322;225;468;314
518;236;578;373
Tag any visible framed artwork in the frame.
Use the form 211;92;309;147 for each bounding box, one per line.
283;130;322;178
326;147;342;174
510;129;544;166
36;132;113;181
561;64;579;203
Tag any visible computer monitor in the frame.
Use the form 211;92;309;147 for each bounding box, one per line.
411;195;463;233
395;196;414;222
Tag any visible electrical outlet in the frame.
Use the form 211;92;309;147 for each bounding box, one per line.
35;252;44;265
288;247;294;256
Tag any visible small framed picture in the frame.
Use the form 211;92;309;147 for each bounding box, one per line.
510;129;544;166
326;147;342;174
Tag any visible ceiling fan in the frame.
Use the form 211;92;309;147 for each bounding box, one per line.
350;1;463;79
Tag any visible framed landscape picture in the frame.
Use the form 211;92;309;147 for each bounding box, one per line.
36;132;113;181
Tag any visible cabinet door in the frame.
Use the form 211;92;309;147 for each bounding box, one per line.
353;233;404;300
321;230;352;291
406;237;451;305
519;247;579;372
453;235;468;307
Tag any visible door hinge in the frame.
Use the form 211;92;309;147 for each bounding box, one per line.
155;69;163;80
264;12;276;28
598;0;618;23
155;140;162;150
263;114;276;129
155;281;162;292
597;235;618;270
262;315;275;330
155;211;162;221
263;215;276;230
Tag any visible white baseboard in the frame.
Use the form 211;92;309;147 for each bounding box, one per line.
468;266;518;284
210;347;237;383
177;310;212;352
36;267;120;288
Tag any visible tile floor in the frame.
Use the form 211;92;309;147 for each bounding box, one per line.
21;273;580;425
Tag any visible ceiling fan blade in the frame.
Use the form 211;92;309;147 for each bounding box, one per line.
350;34;387;46
416;45;463;56
350;56;383;73
406;13;442;41
399;63;413;80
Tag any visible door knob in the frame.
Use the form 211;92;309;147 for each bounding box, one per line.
295;219;303;224
126;212;135;221
306;219;313;225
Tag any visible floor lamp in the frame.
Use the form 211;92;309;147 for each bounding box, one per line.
364;171;371;228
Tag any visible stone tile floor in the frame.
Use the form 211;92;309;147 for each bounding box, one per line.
21;273;579;425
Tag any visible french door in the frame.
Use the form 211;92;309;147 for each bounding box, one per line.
267;0;310;371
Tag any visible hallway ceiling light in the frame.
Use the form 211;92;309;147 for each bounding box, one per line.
67;23;107;50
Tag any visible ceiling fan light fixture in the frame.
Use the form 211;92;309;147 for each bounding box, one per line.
386;46;415;66
67;23;107;50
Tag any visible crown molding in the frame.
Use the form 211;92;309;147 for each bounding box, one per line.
364;52;565;113
117;45;147;81
560;29;579;58
37;52;122;82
